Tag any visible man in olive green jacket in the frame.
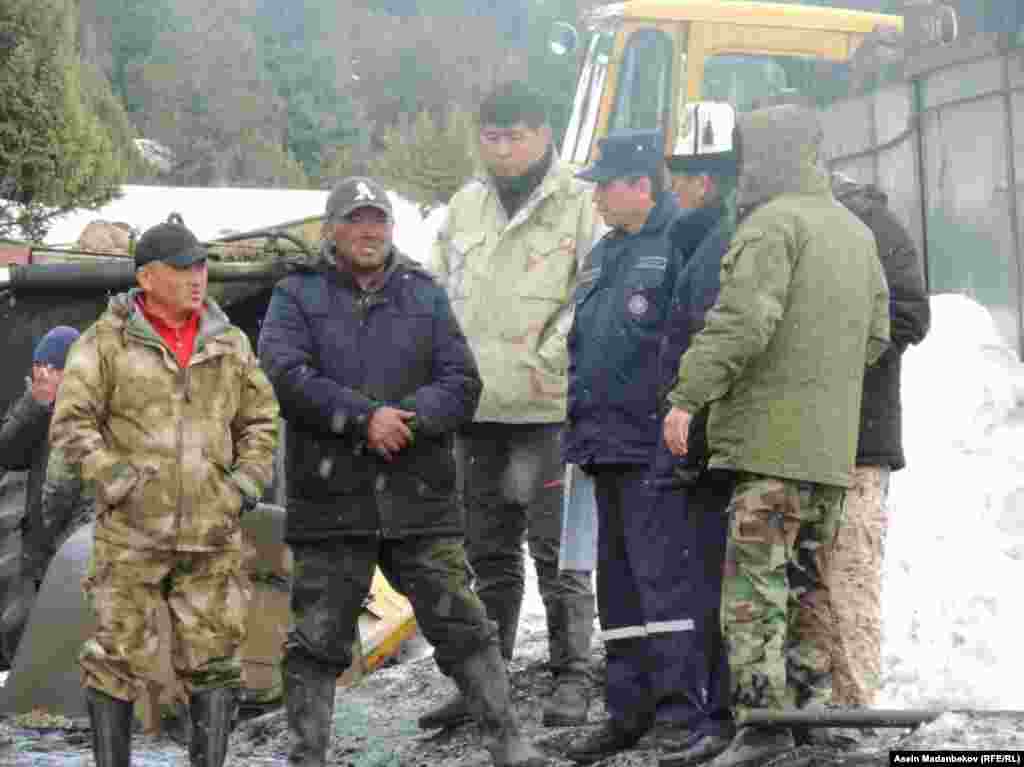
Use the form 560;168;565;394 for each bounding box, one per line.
662;105;889;767
427;81;599;729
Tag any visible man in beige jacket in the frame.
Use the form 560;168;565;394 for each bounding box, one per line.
426;81;599;729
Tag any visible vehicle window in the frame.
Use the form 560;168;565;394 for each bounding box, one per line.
609;28;674;134
702;53;853;112
561;31;614;165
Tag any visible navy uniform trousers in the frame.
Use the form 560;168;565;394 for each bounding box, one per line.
592;464;733;737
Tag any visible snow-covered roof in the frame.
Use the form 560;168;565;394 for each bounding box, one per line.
43;184;440;263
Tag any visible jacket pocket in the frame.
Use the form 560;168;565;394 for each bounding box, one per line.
447;232;485;302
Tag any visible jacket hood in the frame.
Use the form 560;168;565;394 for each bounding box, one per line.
830;171;888;218
736;105;830;210
106;288;232;342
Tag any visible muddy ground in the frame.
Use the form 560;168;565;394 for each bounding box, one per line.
2;613;1022;767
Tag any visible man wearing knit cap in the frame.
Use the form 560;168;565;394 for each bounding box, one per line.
0;325;82;667
50;219;280;767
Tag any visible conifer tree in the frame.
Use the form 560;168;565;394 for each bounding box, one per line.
370;107;477;212
1;0;128;240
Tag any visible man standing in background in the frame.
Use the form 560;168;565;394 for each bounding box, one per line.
0;325;80;665
427;81;598;730
652;102;742;767
829;173;929;721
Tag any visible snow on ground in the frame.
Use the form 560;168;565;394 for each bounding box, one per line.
881;293;1024;710
42;184;440;264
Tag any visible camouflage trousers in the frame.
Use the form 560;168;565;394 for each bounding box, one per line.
830;465;889;706
720;473;846;720
80;539;248;702
285;535;497;677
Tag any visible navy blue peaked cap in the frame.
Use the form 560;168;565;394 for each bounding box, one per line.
576;129;664;183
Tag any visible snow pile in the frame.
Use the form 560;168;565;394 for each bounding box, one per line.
881;293;1024;710
42;184;439;264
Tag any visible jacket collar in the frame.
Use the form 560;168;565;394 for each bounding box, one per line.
109;288;232;349
478;153;579;233
671;201;727;261
323;246;423;294
608;192;681;240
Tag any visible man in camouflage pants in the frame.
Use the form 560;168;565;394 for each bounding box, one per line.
663;105;890;767
51;221;280;767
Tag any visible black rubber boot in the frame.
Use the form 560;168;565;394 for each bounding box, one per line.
454;643;547;767
188;687;236;767
542;595;595;727
707;726;795;767
283;653;338;767
658;731;734;767
85;687;133;767
417;688;472;730
565;719;650;764
483;587;523;664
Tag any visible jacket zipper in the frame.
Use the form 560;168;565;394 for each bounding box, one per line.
354;290;388;534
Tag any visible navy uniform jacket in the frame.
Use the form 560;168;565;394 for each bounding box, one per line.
564;194;718;467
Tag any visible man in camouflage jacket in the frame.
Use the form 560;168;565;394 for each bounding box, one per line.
50;221;279;767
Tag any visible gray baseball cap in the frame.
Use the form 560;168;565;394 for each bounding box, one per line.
325;176;393;221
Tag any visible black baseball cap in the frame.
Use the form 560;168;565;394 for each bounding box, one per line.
134;222;207;269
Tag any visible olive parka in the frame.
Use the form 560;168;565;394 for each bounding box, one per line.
667;106;890;488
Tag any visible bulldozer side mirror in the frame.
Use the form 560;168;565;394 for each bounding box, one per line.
903;3;958;48
549;21;579;57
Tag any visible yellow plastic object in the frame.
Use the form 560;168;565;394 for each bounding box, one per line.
340;569;419;687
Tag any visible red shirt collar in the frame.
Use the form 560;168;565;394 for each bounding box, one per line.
136;296;201;367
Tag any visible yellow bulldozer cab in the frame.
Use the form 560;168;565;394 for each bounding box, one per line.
560;0;904;166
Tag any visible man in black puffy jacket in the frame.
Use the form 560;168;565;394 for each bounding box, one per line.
829;173;930;711
258;176;545;767
0;325;81;666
